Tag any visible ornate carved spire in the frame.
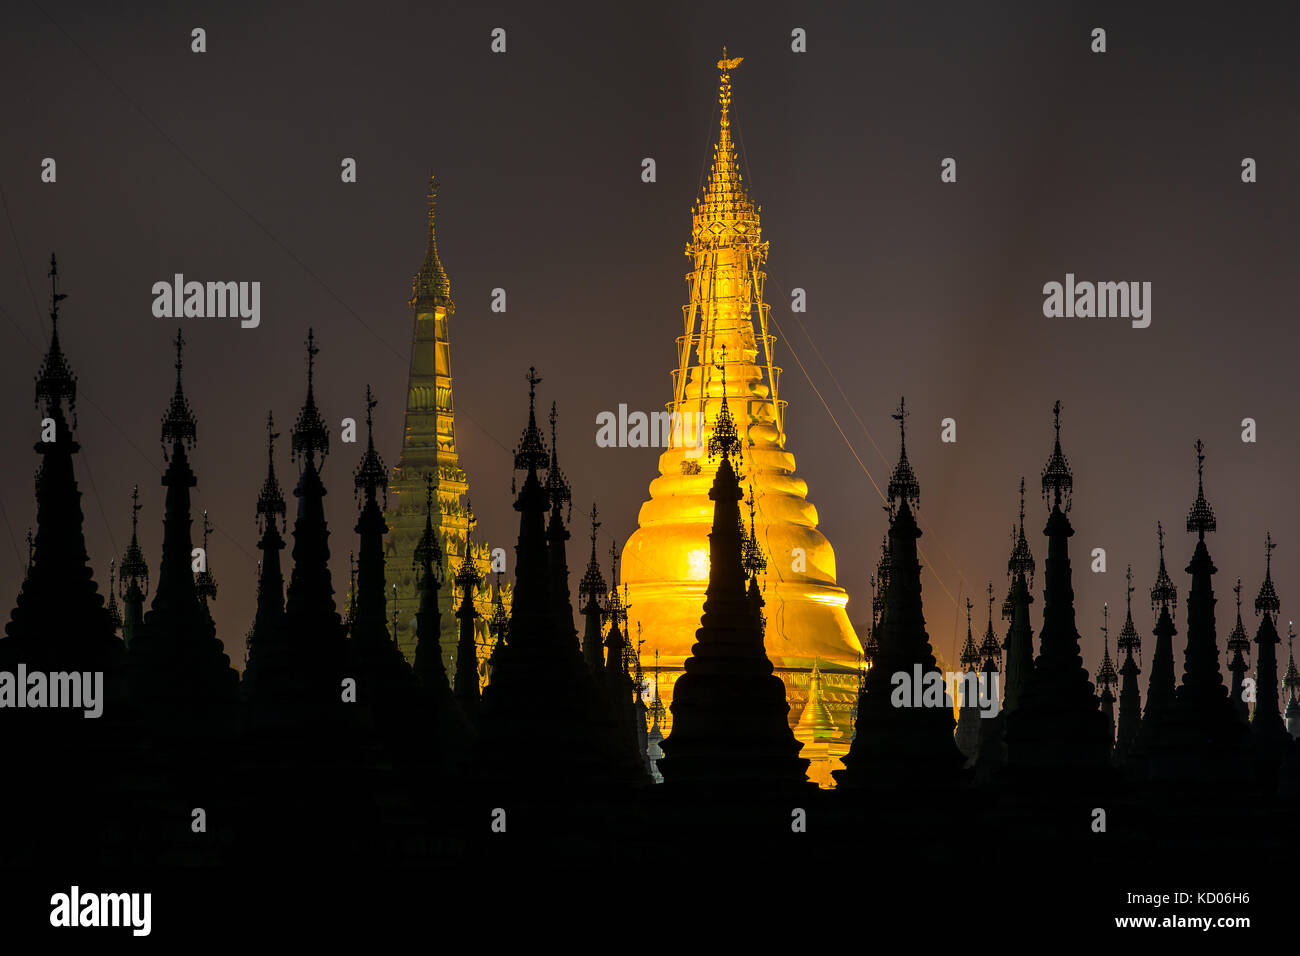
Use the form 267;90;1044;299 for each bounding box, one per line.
1096;604;1118;691
1150;521;1177;619
513;367;548;474
979;582;1001;665
579;503;606;608
1283;624;1300;713
1225;576;1252;723
1117;565;1141;663
160;328;196;456
344;553;357;631
257;412;286;534
1001;482;1036;720
1040;400;1072;512
453;500;483;719
455;501;482;596
487;570;509;660
120;484;149;602
1247;532;1288;760
412;475;450;694
410;174;451;311
706;346;741;466
35;253;77;427
412;473;443;585
105;559;122;632
887;397;920;510
291;329;329;467
741;483;767;581
1114;566;1144;765
960;598;980;670
1256;531;1279;619
579;504;606;674
1185;439;1216;539
1227;578;1251;657
1009;477;1035;584
544;402;571;518
353;386;386;507
693;48;758;248
605;539;628;633
194;510;217;608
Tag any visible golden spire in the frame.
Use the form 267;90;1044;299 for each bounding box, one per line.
410;173;451;310
694;48;759;246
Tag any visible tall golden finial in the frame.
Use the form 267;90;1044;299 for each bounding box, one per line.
697;48;753;233
411;172;451;310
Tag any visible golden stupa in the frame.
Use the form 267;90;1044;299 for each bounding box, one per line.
621;50;862;779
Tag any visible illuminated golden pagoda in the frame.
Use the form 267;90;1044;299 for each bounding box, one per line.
621;51;862;778
384;177;503;680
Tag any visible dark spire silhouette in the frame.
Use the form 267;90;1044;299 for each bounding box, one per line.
468;369;644;790
834;397;965;789
1114;566;1143;765
1250;533;1290;759
865;534;890;665
601;541;641;774
1132;522;1179;773
578;503;606;674
1150;441;1251;783
974;582;1006;781
412;474;451;700
1002;478;1036;716
346;386;415;723
105;560;122;635
955;598;982;765
453;502;483;722
1005;402;1111;777
248;330;346;724
660;349;809;790
119;485;149;650
2;254;121;676
244;413;286;680
1226;578;1252;723
1285;625;1300;739
344;554;357;634
632;621;650;777
545;402;578;652
647;648;666;782
350;386;391;650
127;328;236;725
194;510;217;624
507;368;549;638
486;570;509;679
1096;603;1118;753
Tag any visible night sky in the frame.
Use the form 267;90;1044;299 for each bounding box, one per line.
2;1;1297;674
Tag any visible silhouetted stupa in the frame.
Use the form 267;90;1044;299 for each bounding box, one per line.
1147;441;1251;783
1114;567;1143;766
466;369;643;790
1225;578;1251;724
657;355;809;791
955;598;982;766
833;398;965;789
1096;604;1118;755
1004;402;1110;777
126;329;237;728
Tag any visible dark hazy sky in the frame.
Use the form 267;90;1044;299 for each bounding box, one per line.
2;1;1298;672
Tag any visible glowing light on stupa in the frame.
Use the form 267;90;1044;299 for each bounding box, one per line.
621;50;861;781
